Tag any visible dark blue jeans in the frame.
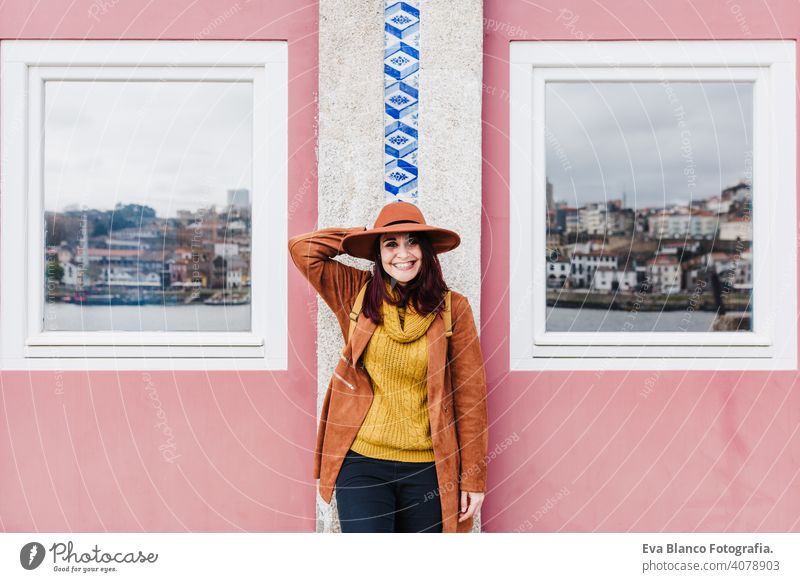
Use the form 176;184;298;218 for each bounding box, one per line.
335;449;443;533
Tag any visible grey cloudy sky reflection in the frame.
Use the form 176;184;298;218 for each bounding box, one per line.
44;81;253;218
545;81;753;209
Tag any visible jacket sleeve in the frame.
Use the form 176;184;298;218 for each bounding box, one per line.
448;294;489;493
288;227;371;335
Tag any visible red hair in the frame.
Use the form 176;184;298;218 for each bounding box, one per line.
361;231;449;324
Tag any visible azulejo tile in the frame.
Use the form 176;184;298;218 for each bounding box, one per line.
384;44;419;81
385;2;420;40
384;158;418;196
384;0;419;203
385;81;419;120
384;121;418;158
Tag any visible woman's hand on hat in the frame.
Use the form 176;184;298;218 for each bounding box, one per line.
458;490;485;522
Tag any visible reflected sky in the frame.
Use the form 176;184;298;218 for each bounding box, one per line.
44;81;253;218
545;81;753;208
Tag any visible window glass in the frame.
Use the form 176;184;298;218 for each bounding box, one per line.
544;81;753;333
43;81;253;332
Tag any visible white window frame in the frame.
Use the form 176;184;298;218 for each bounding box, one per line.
0;40;288;370
509;40;797;371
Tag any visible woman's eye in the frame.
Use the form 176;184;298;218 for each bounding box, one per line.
385;239;415;247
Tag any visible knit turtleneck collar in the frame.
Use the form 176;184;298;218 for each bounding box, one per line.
381;280;436;343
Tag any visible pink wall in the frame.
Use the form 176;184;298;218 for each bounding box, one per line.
0;1;319;532
481;0;800;531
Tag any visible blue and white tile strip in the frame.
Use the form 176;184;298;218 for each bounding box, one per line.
384;1;420;204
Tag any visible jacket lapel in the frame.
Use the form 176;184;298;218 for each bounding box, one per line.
348;311;377;366
426;313;447;405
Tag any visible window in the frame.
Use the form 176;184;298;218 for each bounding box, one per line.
509;40;796;370
1;40;288;370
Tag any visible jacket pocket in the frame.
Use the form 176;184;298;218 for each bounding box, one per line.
332;370;356;391
442;388;456;425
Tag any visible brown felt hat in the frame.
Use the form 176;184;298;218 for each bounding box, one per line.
341;201;461;261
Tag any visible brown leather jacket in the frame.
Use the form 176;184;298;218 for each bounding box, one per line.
288;226;489;533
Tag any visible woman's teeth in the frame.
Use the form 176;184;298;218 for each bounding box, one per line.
394;261;415;270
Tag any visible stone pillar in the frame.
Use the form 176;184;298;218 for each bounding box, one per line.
317;0;483;533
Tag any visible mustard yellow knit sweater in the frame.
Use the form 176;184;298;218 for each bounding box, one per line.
349;283;437;462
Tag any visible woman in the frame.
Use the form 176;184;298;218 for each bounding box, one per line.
288;201;488;533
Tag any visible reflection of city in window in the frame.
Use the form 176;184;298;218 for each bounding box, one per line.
43;81;253;332
544;82;753;333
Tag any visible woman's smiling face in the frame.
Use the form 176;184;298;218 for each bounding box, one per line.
380;232;423;286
